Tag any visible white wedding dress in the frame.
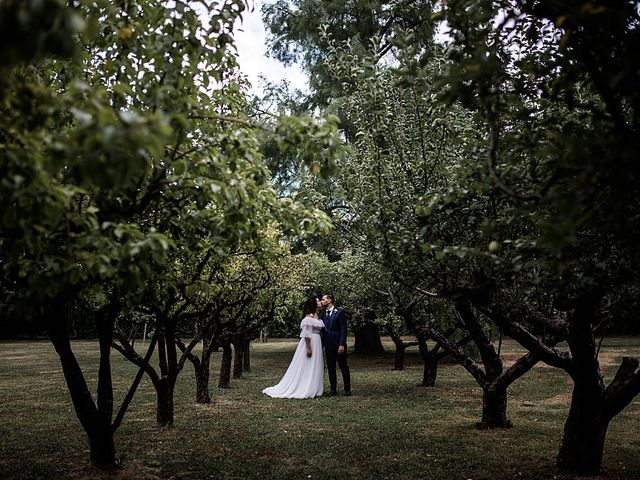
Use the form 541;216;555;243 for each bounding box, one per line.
262;316;325;399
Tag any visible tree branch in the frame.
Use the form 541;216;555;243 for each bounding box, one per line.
111;327;160;432
112;329;160;387
481;306;573;372
491;352;540;393
604;356;640;420
176;336;202;372
422;325;487;387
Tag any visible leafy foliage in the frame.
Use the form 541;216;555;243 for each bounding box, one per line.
0;0;344;467
262;0;438;106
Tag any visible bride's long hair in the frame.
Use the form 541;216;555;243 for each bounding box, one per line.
303;296;319;316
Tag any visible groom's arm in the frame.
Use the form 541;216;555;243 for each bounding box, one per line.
337;310;347;350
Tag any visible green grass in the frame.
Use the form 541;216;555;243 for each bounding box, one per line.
1;338;639;480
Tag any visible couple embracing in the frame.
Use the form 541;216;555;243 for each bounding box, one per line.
262;294;351;399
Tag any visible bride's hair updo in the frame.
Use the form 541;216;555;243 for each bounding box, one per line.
303;296;318;316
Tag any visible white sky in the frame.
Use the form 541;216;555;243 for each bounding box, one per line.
233;0;309;95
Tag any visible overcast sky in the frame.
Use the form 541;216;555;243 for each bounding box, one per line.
233;1;308;94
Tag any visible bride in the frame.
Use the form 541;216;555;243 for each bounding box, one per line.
262;296;325;399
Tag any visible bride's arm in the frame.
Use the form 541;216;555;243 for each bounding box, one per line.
304;336;312;357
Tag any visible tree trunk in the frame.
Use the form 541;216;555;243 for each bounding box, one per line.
87;423;116;468
47;315;117;469
156;377;174;427
556;383;608;474
393;343;407;370
96;306;115;427
388;331;417;371
92;305;117;466
478;385;511;429
421;349;438;387
417;334;438;386
556;294;609;475
243;339;251;372
192;335;219;404
195;359;211;404
457;301;516;427
353;321;385;354
218;340;232;388
233;336;244;379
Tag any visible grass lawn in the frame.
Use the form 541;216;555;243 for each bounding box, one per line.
0;337;639;480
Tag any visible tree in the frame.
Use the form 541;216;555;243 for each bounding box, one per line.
262;0;438;106
423;301;543;428
393;296;470;386
174;247;284;401
316;35;478;367
439;0;640;473
1;0;180;466
314;15;565;429
1;0;342;467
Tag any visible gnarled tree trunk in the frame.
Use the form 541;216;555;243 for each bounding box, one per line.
479;385;510;429
424;301;539;429
556;382;608;474
417;334;439;387
195;357;211;404
48;312;116;468
422;351;438;386
233;335;244;379
155;377;175;427
153;328;179;427
394;342;408;370
243;338;251;372
387;327;418;371
486;292;640;473
556;299;612;474
218;338;233;388
416;331;458;387
193;335;220;404
456;301;513;428
86;421;116;468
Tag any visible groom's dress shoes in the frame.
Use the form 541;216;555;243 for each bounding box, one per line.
343;391;352;397
327;391;337;397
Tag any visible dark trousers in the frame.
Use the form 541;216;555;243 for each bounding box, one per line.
326;345;351;393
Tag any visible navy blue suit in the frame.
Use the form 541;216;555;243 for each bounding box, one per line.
323;307;351;394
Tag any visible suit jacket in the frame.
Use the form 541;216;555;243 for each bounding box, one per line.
323;307;347;348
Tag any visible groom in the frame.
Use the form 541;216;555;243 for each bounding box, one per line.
321;294;351;396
